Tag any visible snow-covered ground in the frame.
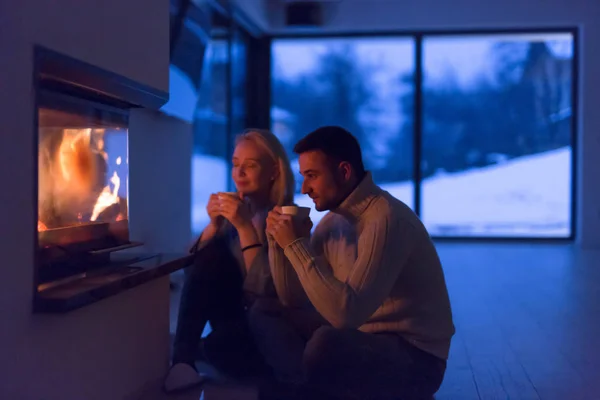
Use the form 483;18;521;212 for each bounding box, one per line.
192;147;571;237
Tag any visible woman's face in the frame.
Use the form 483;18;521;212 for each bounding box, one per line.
232;139;276;198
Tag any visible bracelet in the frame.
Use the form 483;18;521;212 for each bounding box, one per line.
241;243;262;252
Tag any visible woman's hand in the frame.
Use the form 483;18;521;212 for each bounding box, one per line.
207;194;224;228
199;194;224;243
218;193;253;231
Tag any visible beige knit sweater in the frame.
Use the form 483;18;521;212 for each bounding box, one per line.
268;173;455;360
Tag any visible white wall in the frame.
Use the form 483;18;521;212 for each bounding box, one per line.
262;0;600;248
129;110;193;253
0;0;172;398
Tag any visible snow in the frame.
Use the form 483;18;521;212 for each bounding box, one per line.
191;154;228;234
191;147;571;237
418;147;571;236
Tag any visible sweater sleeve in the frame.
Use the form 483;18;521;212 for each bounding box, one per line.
283;214;414;329
268;235;310;307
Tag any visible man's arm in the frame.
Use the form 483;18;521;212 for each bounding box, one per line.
283;214;415;329
268;235;311;308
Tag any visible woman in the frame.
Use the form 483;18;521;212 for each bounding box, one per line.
164;129;296;392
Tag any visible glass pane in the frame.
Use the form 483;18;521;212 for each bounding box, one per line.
38;99;129;247
231;27;248;138
271;37;415;225
192;39;230;236
421;32;574;237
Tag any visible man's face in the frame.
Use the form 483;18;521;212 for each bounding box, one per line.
298;150;346;211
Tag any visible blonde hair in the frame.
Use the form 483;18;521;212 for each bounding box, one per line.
236;128;295;207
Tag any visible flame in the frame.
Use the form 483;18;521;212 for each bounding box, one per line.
37;125;124;231
90;171;121;221
38;220;48;231
58;129;96;188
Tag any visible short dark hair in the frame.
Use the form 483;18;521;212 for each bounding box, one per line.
293;126;366;176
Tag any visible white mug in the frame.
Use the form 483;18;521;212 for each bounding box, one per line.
218;191;238;200
281;205;311;219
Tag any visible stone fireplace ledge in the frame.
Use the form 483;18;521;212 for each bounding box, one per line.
34;253;193;313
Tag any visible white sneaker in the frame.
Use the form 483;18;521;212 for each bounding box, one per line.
163;363;204;393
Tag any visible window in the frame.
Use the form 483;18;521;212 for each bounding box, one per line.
421;32;574;237
161;2;234;237
162;38;230;237
270;30;576;239
190;39;230;236
271;37;415;225
230;26;249;139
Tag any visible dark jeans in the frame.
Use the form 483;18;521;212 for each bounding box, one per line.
172;237;270;380
174;237;446;398
249;300;447;400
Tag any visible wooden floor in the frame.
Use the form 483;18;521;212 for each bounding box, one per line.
155;243;600;400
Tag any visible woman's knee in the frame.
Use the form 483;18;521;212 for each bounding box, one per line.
247;298;285;331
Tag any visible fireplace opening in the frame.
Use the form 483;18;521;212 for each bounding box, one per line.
37;91;132;285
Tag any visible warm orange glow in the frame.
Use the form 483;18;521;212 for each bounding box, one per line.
90;171;121;221
38;220;48;231
38;123;124;232
58;129;96;187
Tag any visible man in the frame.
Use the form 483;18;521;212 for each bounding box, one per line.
259;126;455;399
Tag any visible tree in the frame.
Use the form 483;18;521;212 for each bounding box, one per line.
383;73;414;182
397;40;573;181
271;44;380;164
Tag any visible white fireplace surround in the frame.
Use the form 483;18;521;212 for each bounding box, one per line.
0;0;193;399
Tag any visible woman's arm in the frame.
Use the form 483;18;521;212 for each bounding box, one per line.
237;223;263;273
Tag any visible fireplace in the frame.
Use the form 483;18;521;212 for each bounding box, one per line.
32;47;193;314
36;91;133;284
32;47;162;301
38;94;129;246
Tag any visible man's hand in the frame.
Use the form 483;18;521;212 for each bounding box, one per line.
267;206;312;248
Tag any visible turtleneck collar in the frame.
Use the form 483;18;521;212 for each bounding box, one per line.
332;172;381;221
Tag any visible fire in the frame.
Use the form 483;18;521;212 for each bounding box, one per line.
58;129;96;188
38;220;48;231
90;171;121;221
37;124;124;231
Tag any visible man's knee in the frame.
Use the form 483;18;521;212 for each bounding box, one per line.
248;298;284;319
247;298;285;333
306;326;340;352
303;326;344;380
